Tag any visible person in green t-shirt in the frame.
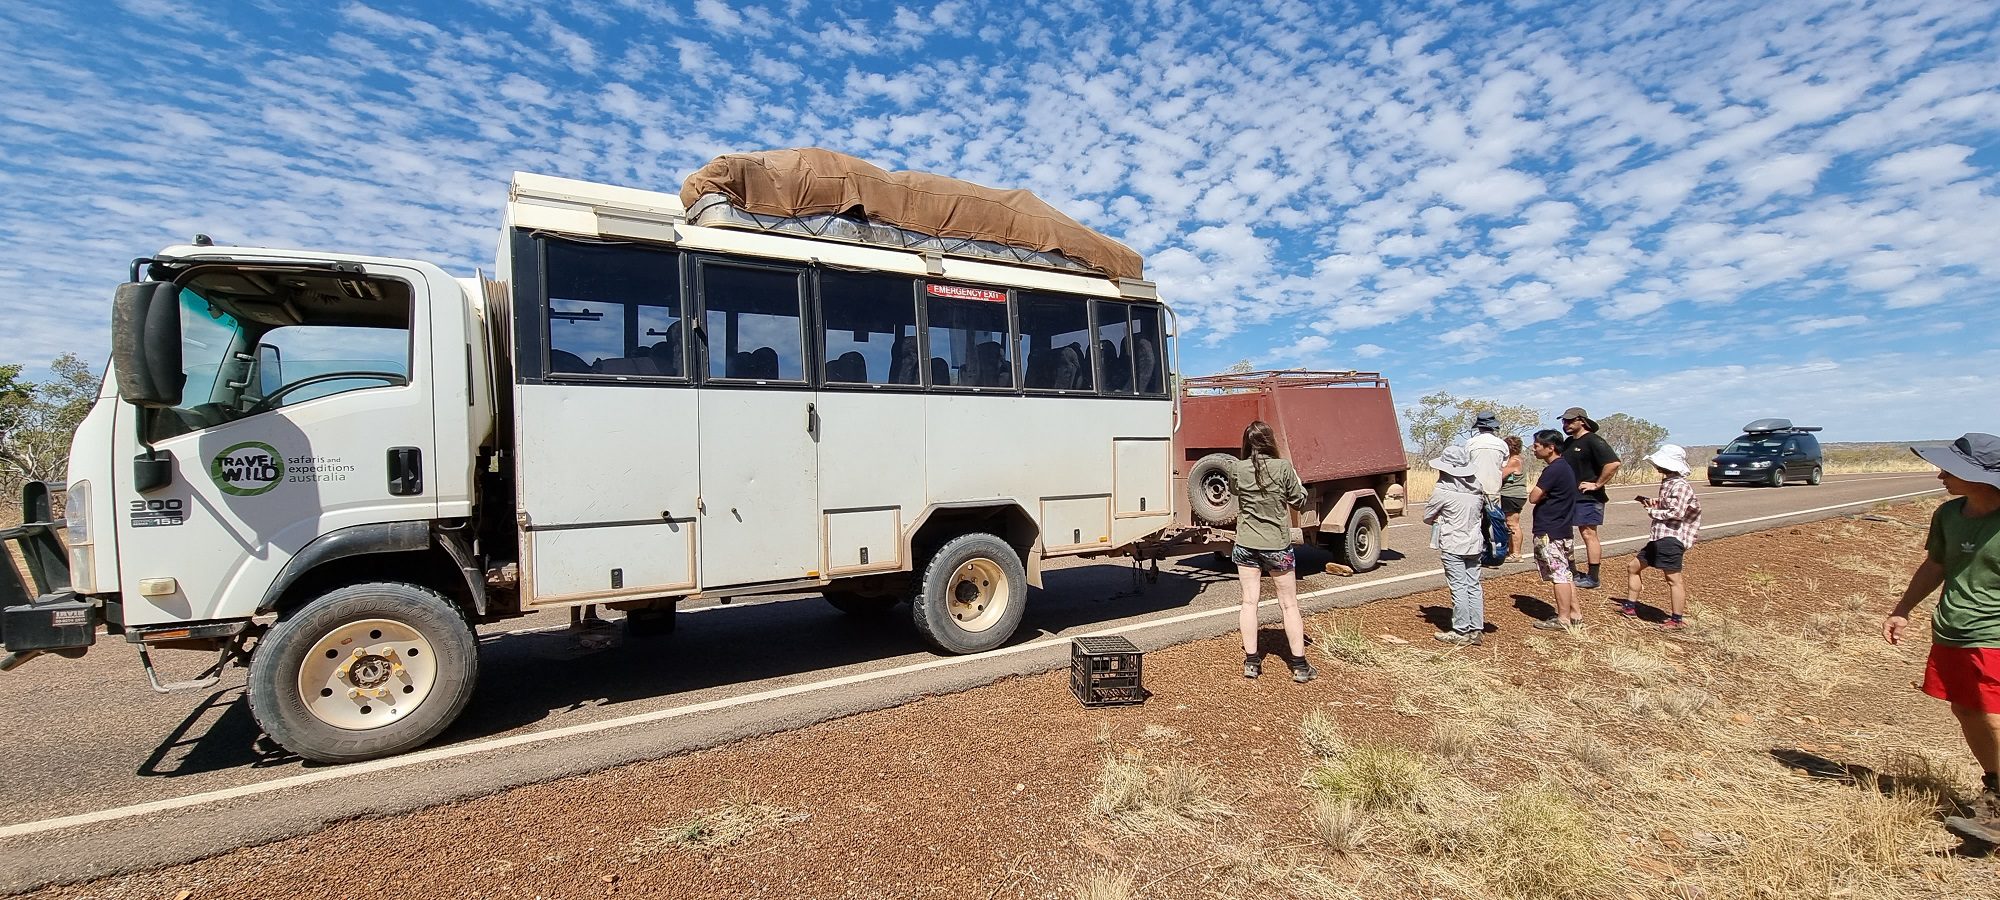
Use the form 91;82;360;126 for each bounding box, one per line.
1229;420;1313;683
1884;432;2000;844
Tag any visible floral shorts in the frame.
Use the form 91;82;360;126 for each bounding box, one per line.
1231;544;1296;575
1535;535;1574;584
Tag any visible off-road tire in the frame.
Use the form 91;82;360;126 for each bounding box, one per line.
248;582;478;764
910;532;1027;655
825;591;901;617
1186;453;1239;527
1336;505;1384;572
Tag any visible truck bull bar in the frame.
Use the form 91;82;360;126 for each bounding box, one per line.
1;481;93;671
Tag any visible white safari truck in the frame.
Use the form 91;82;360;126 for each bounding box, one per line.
0;150;1180;762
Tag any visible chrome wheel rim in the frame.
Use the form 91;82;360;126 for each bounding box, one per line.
296;618;438;730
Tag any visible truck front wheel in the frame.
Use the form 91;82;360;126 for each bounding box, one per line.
1336;506;1384;573
910;533;1027;655
248;581;479;764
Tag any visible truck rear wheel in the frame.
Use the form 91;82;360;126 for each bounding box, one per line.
1187;453;1239;527
910;533;1026;654
248;581;479;764
1336;506;1383;573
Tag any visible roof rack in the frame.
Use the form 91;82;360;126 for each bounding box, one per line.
1742;418;1822;434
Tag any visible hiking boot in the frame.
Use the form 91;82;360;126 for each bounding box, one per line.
1289;657;1318;683
1575;574;1601;590
1433;630;1483;646
1944;814;2000;845
1243;656;1261;679
1533;617;1570;631
1970;787;2000;819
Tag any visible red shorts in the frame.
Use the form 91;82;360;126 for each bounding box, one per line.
1922;644;2000;712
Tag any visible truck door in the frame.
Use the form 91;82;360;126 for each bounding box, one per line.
514;237;700;606
108;265;439;626
691;258;822;589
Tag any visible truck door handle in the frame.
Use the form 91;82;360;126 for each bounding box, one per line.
387;447;423;496
806;402;818;440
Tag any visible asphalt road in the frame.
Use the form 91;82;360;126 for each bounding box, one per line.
0;471;1942;892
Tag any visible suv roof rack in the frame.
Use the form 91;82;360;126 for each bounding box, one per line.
1742;418;1822;434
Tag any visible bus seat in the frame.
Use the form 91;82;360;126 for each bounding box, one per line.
549;348;591;374
890;336;920;384
833;351;867;383
749;346;780;379
971;341;1009;386
1098;340;1127;391
930;357;950;386
1055;342;1086;389
1130;336;1158;393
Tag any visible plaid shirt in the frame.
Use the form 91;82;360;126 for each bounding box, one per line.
1647;474;1702;545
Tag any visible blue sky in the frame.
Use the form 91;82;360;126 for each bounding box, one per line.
2;0;1996;444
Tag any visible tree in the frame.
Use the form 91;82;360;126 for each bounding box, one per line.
1594;412;1669;476
0;353;99;492
1402;392;1543;458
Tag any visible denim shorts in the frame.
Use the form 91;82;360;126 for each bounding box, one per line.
1231;544;1296;574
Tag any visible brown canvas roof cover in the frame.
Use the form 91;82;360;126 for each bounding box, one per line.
679;148;1143;281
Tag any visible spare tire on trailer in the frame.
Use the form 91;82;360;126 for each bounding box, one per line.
1186;453;1239;527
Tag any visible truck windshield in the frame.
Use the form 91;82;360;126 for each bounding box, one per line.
146;270;413;442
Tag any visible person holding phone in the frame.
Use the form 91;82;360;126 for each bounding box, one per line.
1626;444;1701;630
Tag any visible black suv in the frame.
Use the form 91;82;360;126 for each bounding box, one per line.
1708;418;1823;487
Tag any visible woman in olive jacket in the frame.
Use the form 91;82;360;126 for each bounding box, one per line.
1230;420;1315;682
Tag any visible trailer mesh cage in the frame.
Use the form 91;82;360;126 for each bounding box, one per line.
1071;635;1147;707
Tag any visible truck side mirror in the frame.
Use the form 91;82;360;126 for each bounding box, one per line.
111;282;185;408
256;343;284;398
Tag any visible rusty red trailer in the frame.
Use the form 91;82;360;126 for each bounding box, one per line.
1168;371;1409;571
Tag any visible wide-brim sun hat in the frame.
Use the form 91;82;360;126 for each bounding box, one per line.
1914;433;2000;490
1430;445;1476;477
1647;443;1691;475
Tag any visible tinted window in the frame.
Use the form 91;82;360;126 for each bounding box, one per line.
703;264;806;382
1095;301;1133;395
1127;305;1167;396
821;271;920;386
1017;292;1093;392
925;284;1013;388
544;239;685;378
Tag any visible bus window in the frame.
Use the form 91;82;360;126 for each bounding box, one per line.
821;271;920;386
544;239;684;378
924;284;1013;389
1017;291;1092;392
1128;304;1167;396
1095;301;1133;395
702;263;806;382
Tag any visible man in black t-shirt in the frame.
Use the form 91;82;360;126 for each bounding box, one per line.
1559;407;1621;589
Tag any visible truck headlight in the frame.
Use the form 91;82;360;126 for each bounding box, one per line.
65;480;96;594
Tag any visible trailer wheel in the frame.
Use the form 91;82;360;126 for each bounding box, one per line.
248;582;478;764
1187;453;1239;527
825;591;900;617
1336;506;1383;573
910;533;1026;654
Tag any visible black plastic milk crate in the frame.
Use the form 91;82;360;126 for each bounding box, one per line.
1071;636;1147;707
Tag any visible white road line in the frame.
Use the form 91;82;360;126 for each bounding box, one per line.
0;484;1943;841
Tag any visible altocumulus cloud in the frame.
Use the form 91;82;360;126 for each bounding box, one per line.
0;0;1995;442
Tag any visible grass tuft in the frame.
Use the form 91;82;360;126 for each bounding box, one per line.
1089;751;1230;832
1299;709;1345;760
1305;744;1433;811
1474;787;1610;900
1317;623;1382;667
1306;797;1368;855
632;795;809;853
1071;869;1134;900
